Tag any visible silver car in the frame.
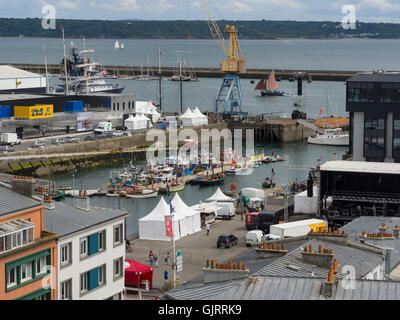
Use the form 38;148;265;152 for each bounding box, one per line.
31;141;45;148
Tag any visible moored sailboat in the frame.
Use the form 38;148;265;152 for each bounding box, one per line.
255;70;286;96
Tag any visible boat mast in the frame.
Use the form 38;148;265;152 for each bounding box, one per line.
61;26;69;95
83;36;89;94
179;57;183;114
158;47;162;113
43;46;50;94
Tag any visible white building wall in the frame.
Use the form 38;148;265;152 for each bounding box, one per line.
363;263;385;280
57;217;126;300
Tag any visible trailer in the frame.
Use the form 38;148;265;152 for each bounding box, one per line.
269;218;327;239
1;133;21;145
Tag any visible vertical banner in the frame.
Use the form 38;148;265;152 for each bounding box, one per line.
165;215;174;238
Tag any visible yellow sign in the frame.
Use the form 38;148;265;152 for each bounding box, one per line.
14;105;53;119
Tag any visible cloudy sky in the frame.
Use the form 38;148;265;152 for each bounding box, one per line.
4;0;400;22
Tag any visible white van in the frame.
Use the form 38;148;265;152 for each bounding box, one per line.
216;202;235;220
245;230;265;247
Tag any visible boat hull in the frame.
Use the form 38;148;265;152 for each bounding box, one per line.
198;177;225;186
262;182;276;189
159;183;185;193
307;135;349;146
126;191;158;198
261;90;285;96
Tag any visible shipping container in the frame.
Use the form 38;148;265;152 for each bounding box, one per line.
270;219;327;239
65;100;84;113
0;105;11;118
14;105;53;119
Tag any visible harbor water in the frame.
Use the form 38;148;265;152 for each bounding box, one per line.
56;141;347;239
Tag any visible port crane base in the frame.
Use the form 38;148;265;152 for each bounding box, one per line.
215;74;244;114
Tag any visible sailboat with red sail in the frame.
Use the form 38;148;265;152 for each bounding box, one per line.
254;70;286;96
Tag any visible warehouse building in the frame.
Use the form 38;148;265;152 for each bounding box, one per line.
0;65;47;94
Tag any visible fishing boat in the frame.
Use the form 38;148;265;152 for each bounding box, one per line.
254;70;286;96
307;128;349;146
159;180;185;193
126;187;158;199
262;169;276;188
225;166;243;175
197;173;225;186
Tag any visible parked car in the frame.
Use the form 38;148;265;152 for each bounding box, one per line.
31;141;45;148
245;230;266;247
113;130;123;137
66;136;80;143
99;131;113;139
1;145;15;152
123;131;132;137
84;134;96;141
52;138;65;145
217;233;238;248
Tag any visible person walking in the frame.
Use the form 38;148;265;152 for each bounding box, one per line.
149;250;154;265
154;254;158;267
206;223;210;236
164;270;169;281
125;239;132;253
165;252;171;265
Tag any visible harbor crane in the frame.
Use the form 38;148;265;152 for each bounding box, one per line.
200;0;247;114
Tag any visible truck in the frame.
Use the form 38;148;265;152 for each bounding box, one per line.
269;218;327;239
257;210;283;234
1;133;21;146
94;121;112;134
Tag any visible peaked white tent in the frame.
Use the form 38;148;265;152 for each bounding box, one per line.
206;187;233;202
124;114;137;130
192;107;208;126
135;101;161;123
179;108;196;127
172;193;201;236
139;197;183;241
137;113;152;129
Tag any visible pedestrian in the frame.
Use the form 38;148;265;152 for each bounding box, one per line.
206;223;210;236
165;252;171;265
149;250;154;265
125;239;131;253
154;254;158;267
164;270;169;281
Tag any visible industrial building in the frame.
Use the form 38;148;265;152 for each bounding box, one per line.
347;71;400;162
320;160;400;223
0;66;47;94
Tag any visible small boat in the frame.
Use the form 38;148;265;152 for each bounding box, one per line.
197;174;225;186
126;188;158;199
225;166;242;175
159;181;185;193
262;169;276;188
307;128;349;146
255;70;286;96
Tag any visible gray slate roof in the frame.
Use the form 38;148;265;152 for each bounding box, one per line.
342;216;400;270
165;275;400;300
254;238;384;279
0;185;41;217
347;72;400;83
44;202;128;237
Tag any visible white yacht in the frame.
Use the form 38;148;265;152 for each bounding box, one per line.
307;128;349;146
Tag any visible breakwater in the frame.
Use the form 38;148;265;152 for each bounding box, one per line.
10;63;356;81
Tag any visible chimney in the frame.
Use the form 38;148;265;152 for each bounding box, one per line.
43;195;56;210
301;245;334;269
76;190;90;211
321;266;336;298
12;175;34;198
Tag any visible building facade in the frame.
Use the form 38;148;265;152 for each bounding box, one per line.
347;71;400;162
0;184;58;300
44;197;129;300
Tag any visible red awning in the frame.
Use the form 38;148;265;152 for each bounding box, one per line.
124;260;153;289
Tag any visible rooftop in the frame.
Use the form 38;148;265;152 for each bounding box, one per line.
0;185;42;217
320;160;400;175
253;238;384;279
44;201;129;237
0;93;50;102
0;65;44;79
347;71;400;83
342;216;400;271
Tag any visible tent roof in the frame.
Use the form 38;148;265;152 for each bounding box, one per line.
179;108;194;119
172;193;197;218
137;113;151;121
139;197;171;222
206;187;232;202
192;107;207;118
124;259;153;275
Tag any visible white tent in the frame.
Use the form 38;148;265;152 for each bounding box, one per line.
137;113;152;129
135;101;161;123
179;108;196;127
139;197;183;241
172;193;201;235
206;187;233;202
192;107;208;126
124;114;137;130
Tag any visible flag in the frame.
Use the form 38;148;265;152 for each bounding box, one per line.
165;215;174;237
166;184;173;214
319;109;323;116
58;26;63;30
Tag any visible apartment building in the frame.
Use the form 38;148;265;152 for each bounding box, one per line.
44;193;129;300
0;181;58;300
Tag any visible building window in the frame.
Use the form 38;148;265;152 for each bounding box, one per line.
7;267;17;287
99;264;106;285
80;272;88;293
123;102;125;110
113;257;123;279
80;238;88;257
99;230;106;251
61;279;72;300
61;242;72;265
113;224;123;245
36;256;46;275
393;118;400;162
0;219;34;253
348;82;374;103
364;118;385;160
380;83;400;103
21;263;32;282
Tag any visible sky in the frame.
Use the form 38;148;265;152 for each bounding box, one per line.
3;0;400;23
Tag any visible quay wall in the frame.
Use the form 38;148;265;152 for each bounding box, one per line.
11;63;356;81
